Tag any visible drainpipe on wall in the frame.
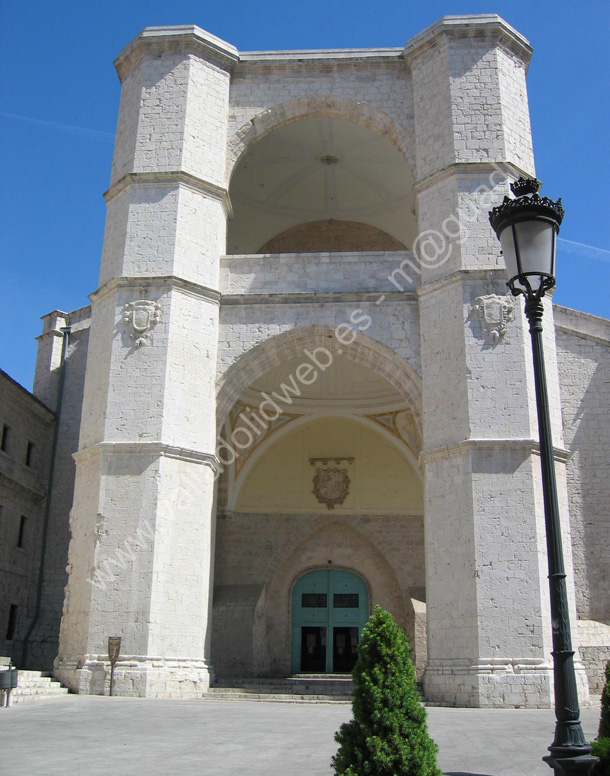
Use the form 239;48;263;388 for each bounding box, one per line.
21;326;71;668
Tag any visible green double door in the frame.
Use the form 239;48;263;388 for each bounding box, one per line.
291;569;369;674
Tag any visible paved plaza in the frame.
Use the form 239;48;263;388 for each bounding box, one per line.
0;695;601;776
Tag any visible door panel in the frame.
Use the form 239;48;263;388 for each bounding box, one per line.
291;569;368;673
300;627;327;672
333;626;359;673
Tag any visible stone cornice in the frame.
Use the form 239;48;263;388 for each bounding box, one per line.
73;441;219;471
414;160;535;193
114;26;239;82
403;14;532;68
419;437;570;465
239;47;403;65
104;171;233;218
221;291;417;306
89;276;221;306
554;304;610;345
417;269;509;301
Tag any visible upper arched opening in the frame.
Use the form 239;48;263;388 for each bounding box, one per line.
227;116;417;254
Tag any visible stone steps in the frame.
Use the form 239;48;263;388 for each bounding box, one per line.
1;669;69;706
207;675;425;705
208;675;353;703
206;689;350;703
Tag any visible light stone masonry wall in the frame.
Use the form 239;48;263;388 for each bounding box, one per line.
212;513;425;677
555;307;610;623
217;300;421;388
220;251;418;296
100;184;228;290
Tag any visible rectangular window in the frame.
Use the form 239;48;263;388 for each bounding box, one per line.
333;593;359;608
25;441;34;467
302;593;327;608
6;604;18;641
17;516;27;548
1;425;9;452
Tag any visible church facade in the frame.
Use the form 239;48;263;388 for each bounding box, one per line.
19;14;610;707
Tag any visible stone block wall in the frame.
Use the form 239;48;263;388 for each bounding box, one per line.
212;512;425;677
555;306;610;623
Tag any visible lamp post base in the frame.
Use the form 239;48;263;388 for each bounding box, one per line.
543;751;598;775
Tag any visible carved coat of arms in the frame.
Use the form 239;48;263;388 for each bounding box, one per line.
472;294;514;345
123;300;162;347
310;458;353;509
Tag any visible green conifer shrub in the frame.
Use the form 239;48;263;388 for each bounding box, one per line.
332;605;442;776
592;661;610;775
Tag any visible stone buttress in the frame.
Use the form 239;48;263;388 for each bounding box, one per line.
54;27;236;696
406;17;588;707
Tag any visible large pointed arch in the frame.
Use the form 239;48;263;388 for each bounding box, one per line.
227;96;416;182
216;325;422;431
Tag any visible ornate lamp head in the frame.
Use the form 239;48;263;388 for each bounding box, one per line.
489;177;564;300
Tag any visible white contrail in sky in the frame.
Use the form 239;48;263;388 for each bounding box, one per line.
558;238;610;263
0;111;114;142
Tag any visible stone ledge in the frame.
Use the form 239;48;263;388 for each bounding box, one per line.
220;291;417;306
73;441;219;470
420;437;570;464
89;275;221;306
104;171;232;217
414;160;535;193
417;269;510;300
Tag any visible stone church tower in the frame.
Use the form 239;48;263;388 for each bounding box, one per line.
39;15;609;706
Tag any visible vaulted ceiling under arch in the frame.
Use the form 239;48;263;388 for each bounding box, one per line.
227;117;417;253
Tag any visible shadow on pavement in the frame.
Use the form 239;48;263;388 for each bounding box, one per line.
444;772;495;776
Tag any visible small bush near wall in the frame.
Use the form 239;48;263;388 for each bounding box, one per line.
332;605;441;776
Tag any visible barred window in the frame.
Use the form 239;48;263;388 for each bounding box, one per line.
333;594;359;608
302;594;327;608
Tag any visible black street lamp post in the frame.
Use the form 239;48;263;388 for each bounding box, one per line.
489;178;598;776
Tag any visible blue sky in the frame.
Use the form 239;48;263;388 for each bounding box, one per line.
1;0;608;391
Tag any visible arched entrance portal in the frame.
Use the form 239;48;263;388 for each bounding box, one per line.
291;569;369;674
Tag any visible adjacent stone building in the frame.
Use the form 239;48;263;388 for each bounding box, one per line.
0;369;54;664
5;14;609;707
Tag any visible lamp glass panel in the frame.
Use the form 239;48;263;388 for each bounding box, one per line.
514;220;555;291
498;224;518;279
500;219;556;292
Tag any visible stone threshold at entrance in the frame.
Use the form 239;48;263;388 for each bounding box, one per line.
208;675;426;704
208;675;353;702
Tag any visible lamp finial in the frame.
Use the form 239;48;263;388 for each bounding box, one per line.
510;177;541;197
